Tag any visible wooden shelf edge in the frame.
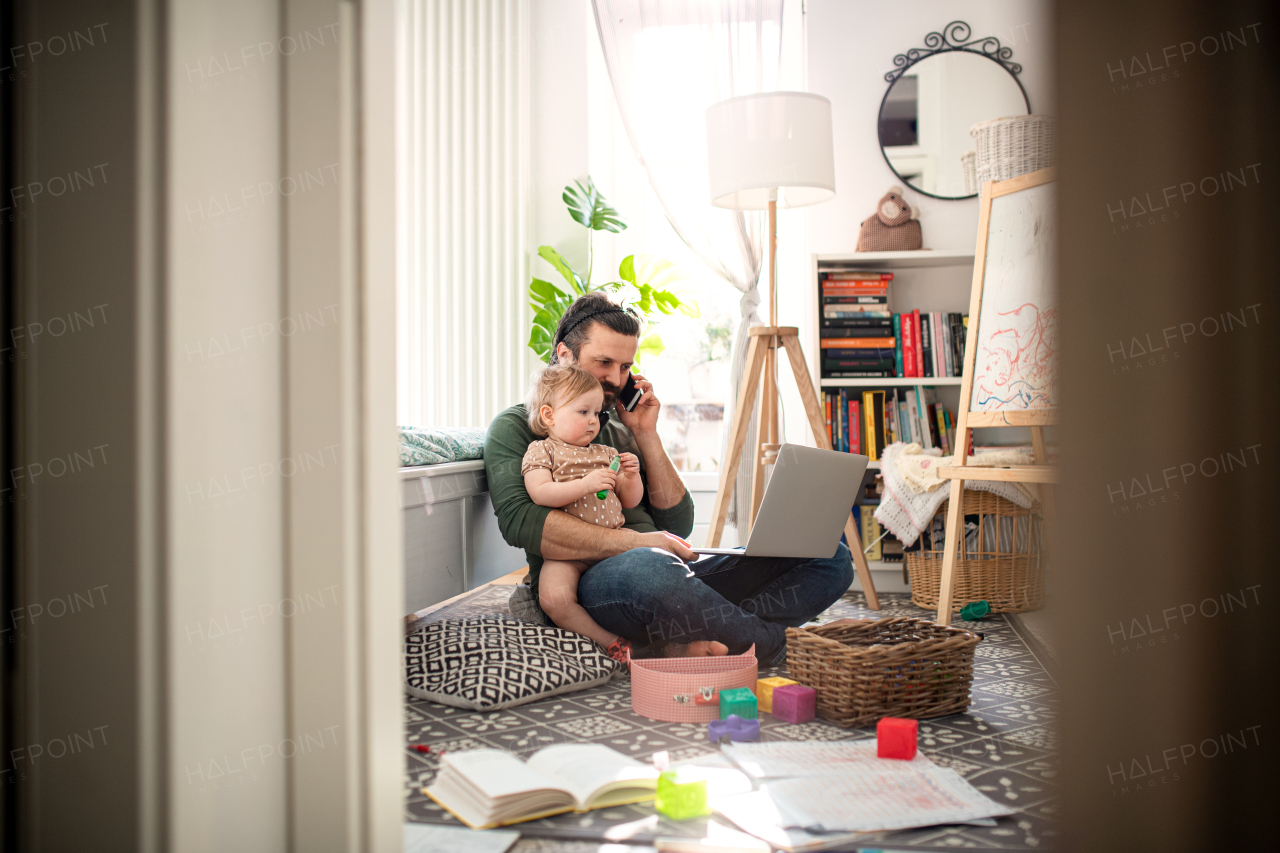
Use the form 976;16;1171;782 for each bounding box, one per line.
820;377;963;387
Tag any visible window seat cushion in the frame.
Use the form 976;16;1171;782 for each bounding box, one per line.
399;426;487;467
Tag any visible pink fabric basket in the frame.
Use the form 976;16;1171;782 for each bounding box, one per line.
630;646;758;723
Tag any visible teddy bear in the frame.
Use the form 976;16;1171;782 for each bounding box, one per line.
856;186;923;252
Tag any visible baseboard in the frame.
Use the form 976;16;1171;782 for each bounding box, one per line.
851;564;911;594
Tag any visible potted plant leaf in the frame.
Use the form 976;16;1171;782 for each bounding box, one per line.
528;177;697;365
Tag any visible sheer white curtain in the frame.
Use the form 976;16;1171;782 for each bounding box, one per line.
592;0;783;530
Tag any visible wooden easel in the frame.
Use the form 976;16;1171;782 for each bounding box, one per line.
935;168;1059;626
704;202;880;610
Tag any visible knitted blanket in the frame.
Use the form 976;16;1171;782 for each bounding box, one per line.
874;443;1036;546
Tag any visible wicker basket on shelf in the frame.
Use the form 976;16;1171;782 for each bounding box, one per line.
906;490;1046;613
784;618;980;727
969;114;1056;186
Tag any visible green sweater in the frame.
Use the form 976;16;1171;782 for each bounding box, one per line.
484;404;695;596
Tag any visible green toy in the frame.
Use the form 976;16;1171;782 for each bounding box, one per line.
959;600;991;621
596;455;621;500
655;770;709;820
718;687;757;720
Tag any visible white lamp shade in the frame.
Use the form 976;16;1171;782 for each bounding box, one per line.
705;92;836;210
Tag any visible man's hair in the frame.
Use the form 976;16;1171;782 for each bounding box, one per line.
550;292;640;364
526;364;603;437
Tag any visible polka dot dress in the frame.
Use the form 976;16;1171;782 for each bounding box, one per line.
521;437;626;529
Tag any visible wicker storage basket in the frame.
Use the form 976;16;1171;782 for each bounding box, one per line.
960;150;977;195
969;114;1056;186
906;490;1045;613
785;618;980;727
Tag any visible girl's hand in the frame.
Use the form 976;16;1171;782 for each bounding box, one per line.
617;452;640;477
582;467;617;495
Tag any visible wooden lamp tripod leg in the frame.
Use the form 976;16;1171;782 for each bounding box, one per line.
780;334;880;610
749;338;777;531
707;335;767;548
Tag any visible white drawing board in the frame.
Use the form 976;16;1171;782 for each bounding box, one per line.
968;179;1057;412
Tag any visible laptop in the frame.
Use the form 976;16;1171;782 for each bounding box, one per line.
694;443;869;558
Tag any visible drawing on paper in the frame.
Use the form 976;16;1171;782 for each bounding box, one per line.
970;181;1058;412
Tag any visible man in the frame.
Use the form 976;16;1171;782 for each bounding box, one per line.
484;292;854;664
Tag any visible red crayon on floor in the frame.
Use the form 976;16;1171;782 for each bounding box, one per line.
413;744;431;753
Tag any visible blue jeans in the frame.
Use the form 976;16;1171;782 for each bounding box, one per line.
576;543;855;666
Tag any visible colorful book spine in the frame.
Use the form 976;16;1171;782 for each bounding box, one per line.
860;508;882;561
862;391;877;461
926;312;936;376
935;404;950;455
892;314;904;378
915;387;932;450
821;337;896;348
905;389;921;447
824;393;832;447
824;348;896;358
912;310;924;380
901;312;916;377
932;311;946;378
826;371;896;378
849;399;860;455
841;390;850;452
824;271;894;280
822;295;888;305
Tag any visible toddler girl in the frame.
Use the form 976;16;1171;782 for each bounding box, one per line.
521;365;642;664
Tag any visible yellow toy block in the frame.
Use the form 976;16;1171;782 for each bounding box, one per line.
755;677;798;715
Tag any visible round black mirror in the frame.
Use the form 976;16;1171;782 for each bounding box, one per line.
878;24;1030;200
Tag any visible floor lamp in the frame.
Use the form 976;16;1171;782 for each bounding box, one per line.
702;92;880;609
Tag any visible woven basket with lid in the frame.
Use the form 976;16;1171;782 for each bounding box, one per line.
784;618;980;727
969;114;1056;186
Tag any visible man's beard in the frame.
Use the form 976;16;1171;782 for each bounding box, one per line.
598;381;618;410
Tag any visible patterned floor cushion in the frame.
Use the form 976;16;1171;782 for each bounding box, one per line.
398;426;487;467
405;615;618;711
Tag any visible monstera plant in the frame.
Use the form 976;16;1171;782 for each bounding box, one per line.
528;177;697;364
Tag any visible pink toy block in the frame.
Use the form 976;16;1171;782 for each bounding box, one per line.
876;717;918;759
771;684;816;724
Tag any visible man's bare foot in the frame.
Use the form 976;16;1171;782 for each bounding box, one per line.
663;640;729;657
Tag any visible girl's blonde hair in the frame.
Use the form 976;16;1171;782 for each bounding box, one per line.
526;364;603;436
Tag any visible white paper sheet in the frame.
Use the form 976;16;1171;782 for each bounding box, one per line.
722;739;933;778
760;768;1015;832
402;822;519;853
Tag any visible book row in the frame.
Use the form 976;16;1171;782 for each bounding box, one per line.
820;309;968;379
817;271;967;379
822;387;961;461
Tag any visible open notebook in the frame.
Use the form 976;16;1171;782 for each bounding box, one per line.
424;745;659;829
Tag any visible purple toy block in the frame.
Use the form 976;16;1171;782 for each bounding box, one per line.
877;717;918;759
771;684;816;724
708;714;760;744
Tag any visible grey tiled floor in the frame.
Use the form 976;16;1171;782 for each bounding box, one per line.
405;587;1058;851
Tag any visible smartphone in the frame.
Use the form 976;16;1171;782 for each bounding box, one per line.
619;372;644;411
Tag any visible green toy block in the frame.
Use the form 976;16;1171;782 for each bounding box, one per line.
655;770;709;820
718;687;757;720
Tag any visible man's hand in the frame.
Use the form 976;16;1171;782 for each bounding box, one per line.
582;467;618;496
616;373;659;435
617;452;640;478
640;530;695;562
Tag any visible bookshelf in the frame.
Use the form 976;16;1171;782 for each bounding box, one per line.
809;249;976;592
